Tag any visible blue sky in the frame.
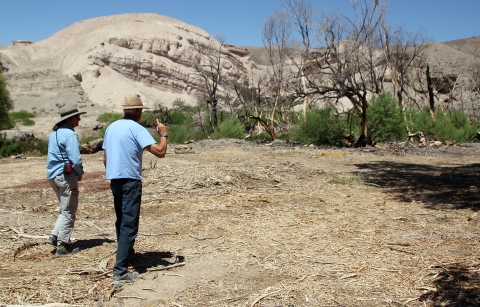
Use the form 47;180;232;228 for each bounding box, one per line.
0;0;478;47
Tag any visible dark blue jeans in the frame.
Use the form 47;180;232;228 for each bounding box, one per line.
110;179;142;276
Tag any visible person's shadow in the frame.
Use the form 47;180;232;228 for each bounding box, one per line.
75;238;116;250
130;251;185;274
48;238;116;255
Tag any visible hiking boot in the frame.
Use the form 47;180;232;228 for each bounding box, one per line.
55;243;79;256
46;235;57;246
112;271;139;285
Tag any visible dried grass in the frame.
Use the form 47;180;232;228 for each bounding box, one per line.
0;140;479;306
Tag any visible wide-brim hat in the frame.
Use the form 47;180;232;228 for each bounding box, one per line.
121;94;150;109
56;104;87;125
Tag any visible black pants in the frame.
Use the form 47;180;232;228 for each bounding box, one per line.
110;179;142;275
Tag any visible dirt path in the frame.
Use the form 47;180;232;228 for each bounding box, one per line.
0;139;479;306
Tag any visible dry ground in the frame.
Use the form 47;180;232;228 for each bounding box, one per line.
0;139;479;307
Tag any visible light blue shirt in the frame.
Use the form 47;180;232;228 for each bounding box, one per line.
102;119;156;180
46;123;84;179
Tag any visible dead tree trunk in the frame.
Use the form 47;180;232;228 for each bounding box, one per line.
426;65;436;119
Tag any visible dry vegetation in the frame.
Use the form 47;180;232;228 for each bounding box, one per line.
0;139;479;307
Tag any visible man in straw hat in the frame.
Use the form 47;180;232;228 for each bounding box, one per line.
46;104;86;256
102;94;168;285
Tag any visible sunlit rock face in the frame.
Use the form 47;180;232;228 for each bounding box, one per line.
0;13;260;114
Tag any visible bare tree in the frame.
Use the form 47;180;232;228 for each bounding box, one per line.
380;24;428;132
192;35;225;128
470;61;480;121
232;71;275;139
262;11;293;140
301;0;387;145
281;0;314;121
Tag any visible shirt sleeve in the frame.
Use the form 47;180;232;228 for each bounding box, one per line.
65;134;84;176
137;127;156;149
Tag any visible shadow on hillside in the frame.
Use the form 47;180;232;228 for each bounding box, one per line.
419;263;480;306
354;161;480;210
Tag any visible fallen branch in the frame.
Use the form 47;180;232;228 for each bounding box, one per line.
403;296;420;305
250;289;281;307
68;268;107;275
80;218;105;232
339;273;358;280
140;232;179;236
13;242;39;260
10;227;48;240
5;304;84;307
116;295;146;300
147;262;186;271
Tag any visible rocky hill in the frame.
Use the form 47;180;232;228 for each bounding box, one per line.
0;13;261;116
0;14;479;119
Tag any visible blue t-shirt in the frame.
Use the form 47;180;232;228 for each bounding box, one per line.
103;119;156;180
46;124;84;179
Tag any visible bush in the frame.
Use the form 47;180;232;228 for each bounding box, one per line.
0;133;48;157
406;108;478;142
10;110;36;126
290;107;346;146
210;118;245;140
166;124;205;144
0;133;19;157
368;92;407;142
0;69;14;130
141;110;192;126
96;112;123;123
434;109;478;142
406;107;436;137
96;112;123;138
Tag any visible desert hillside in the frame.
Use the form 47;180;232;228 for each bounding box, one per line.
0;14;479;138
0;13;260;116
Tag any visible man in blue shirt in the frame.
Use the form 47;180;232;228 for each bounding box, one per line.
103;94;168;285
46;104;86;256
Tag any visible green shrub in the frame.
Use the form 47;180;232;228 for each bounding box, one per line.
172;98;189;110
0;133;20;157
368;92;407;142
10;110;36;126
406;108;478;142
290;107;346;146
0;69;14;130
96;112;123;138
0;133;48;157
166;124;205;144
434;109;478;142
96;112;123;123
210;118;245;140
406;107;436;137
141;110;192;126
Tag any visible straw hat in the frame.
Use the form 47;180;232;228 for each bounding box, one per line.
121;94;150;109
56;104;87;125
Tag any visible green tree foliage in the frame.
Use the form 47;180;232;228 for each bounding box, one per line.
0;68;14;130
368;92;407;142
290;107;346;146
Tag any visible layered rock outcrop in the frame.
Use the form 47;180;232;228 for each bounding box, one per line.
0;13;261;115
